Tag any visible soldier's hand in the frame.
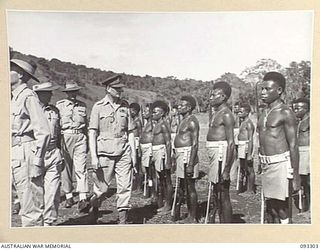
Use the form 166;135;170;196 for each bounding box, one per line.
131;155;137;169
186;166;194;179
141;166;146;175
91;157;100;170
221;170;230;182
293;178;301;192
165;158;172;170
257;163;262;175
29;165;43;178
247;155;253;161
133;167;138;175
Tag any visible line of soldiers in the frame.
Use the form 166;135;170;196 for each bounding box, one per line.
10;58;310;226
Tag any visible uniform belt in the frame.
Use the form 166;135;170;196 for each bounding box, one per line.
62;129;84;134
12;134;35;147
99;131;125;138
152;144;166;151
259;151;290;164
238;140;248;145
175;146;192;153
140;143;152;148
206;140;227;147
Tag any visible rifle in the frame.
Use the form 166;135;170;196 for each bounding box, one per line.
171;175;179;217
261;190;264;224
205;182;212;224
143;172;147;197
288;178;293;224
218;161;223;223
298;189;303;213
236;162;241;191
183;151;189;210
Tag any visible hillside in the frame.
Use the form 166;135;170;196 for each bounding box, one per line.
9;50;250;112
9;49;310;114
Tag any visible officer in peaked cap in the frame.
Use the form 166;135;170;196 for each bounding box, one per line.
88;74;137;224
56;82;90;213
101;74;126;88
10;60;51;227
33;82;63;226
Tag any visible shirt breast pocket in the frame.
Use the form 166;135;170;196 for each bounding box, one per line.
117;111;128;128
11;106;23;132
75;107;86;123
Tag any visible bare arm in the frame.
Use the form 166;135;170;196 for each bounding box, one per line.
283;109;301;191
186;119;199;176
162;123;172;169
222;112;235;180
136;119;143;137
247;121;255;161
89;129;99;168
128;131;137;168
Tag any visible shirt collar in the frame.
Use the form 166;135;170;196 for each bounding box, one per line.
12;83;28;101
103;95;121;110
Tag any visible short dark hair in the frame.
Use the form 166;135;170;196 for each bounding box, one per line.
263;72;286;91
240;103;251;113
213;81;232;100
292;97;310;110
129;103;140;112
152;100;169;113
181;95;197;111
172;104;179;109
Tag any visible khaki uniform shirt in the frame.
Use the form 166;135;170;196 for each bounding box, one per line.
42;104;61;148
11;83;51;166
89;95;134;156
56;99;87;131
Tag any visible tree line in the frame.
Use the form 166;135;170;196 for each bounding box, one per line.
10;49;310;112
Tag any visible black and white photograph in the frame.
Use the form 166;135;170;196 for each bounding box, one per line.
7;10;313;227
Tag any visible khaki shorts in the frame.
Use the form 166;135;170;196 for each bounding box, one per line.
206;141;227;184
152;145;167;172
299;146;310;175
175;146;199;179
260;152;291;201
140;143;152;168
238;140;248;159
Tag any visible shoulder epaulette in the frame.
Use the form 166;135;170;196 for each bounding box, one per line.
47;104;59;113
56;99;67;105
94;98;105;106
77;99;87;107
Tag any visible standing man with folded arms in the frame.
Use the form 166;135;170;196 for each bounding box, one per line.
258;72;300;224
10;59;51;227
56;82;90;212
88;74;136;224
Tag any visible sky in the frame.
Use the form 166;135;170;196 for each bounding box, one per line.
6;11;313;81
